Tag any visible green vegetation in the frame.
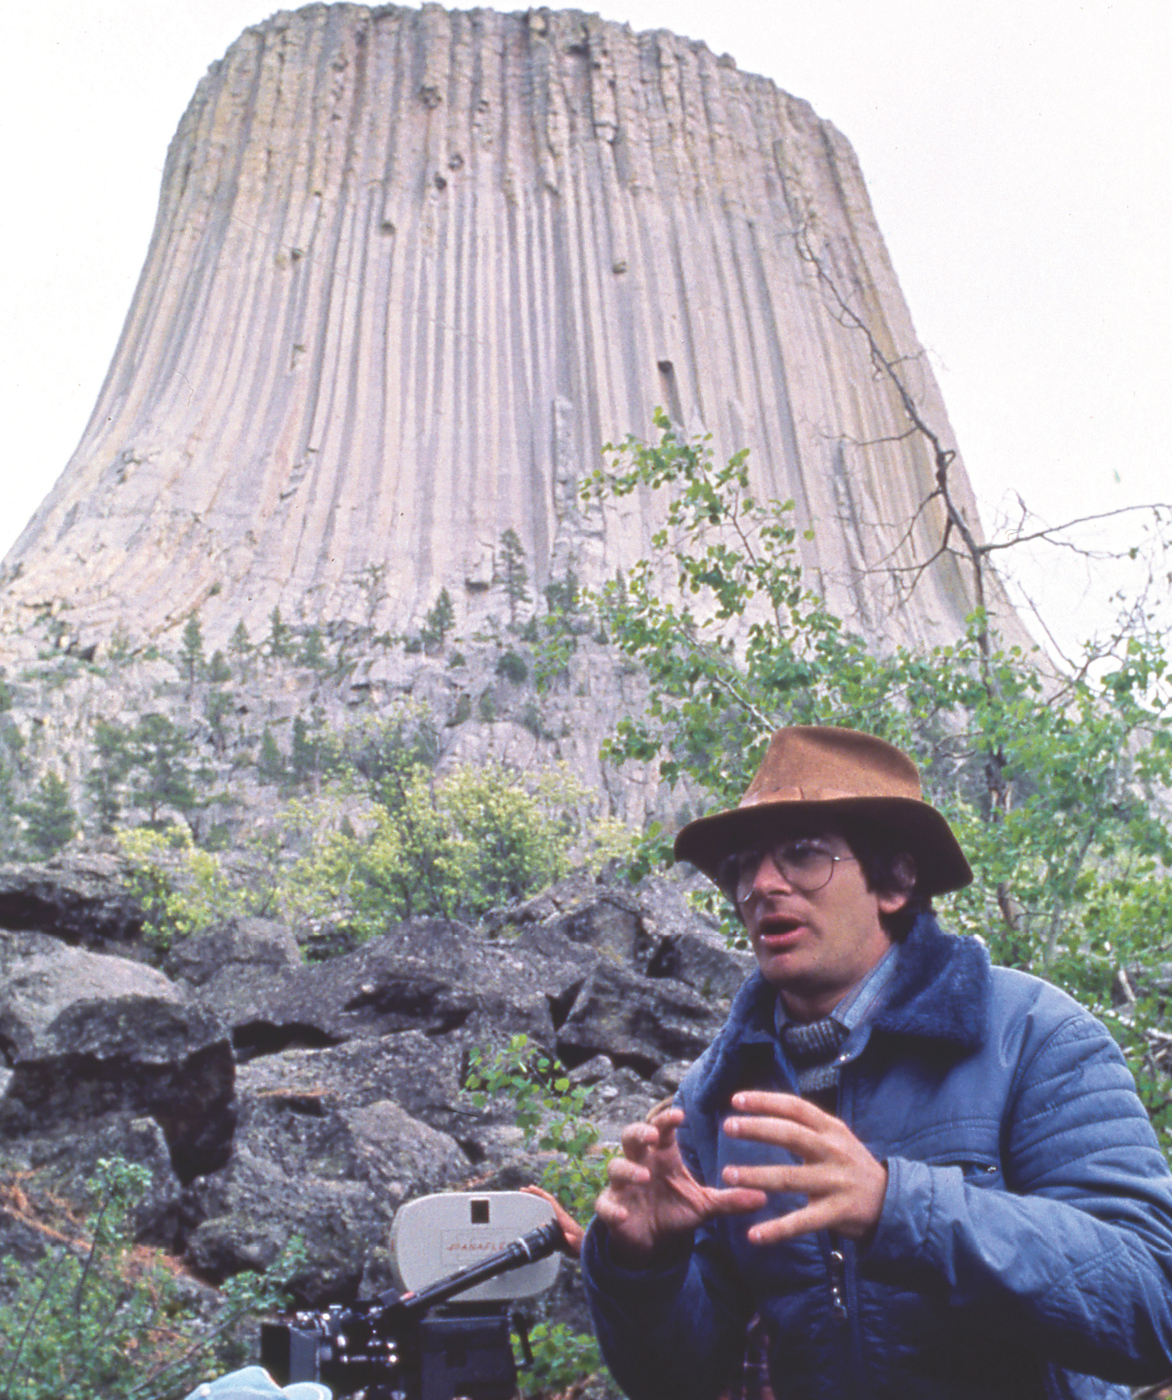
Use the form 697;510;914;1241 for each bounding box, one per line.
266;606;293;661
179;612;205;693
117;826;246;952
496;649;529;684
499;528;531;631
466;1035;613;1397
0;1156;302;1400
283;751;621;936
422;588;456;650
19;769;77;857
467;1033;608;1223
519;1322;611;1399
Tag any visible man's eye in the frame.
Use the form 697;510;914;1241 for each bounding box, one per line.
783;842;825;868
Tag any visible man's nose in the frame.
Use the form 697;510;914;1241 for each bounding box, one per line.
750;850;795;896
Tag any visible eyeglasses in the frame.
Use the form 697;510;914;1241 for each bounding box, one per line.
718;839;857;904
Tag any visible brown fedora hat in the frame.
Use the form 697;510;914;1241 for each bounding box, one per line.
673;725;972;896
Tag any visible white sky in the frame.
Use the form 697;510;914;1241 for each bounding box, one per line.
2;0;1169;656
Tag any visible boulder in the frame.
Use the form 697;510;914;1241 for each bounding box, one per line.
556;961;726;1077
0;1113;188;1250
0;852;143;949
646;921;755;1004
541;891;656;970
186;1088;469;1296
0;929;180;1058
0;971;234;1182
233;1032;466;1136
220;919;556;1056
166;916;302;988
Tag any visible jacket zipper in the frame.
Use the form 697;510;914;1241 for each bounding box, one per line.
833;1059;865;1399
827;1232;848;1323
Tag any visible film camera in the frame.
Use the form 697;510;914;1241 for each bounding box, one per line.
261;1192;569;1400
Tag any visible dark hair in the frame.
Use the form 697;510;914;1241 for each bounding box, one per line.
839;819;932;942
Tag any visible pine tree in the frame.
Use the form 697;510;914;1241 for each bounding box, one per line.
206;649;232;684
127;713;199;827
258;727;285;784
21;770;78;858
299;627;327;670
267;607;293;660
87;718;132;832
204;690;234;757
498;529;530;630
229;620;252;657
421;588;456;650
178;613;205;693
291;713;324;788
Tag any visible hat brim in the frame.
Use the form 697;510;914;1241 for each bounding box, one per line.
673;795;973;897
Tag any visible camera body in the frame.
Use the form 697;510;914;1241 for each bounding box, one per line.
261;1193;564;1400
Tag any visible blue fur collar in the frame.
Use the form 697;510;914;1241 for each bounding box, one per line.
692;914;990;1115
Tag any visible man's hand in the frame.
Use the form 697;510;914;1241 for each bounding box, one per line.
595;1107;765;1265
521;1183;585;1258
721;1091;887;1244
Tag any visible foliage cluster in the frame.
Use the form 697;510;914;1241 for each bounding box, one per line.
466;1034;612;1396
281;750;620;936
112;707;632;951
466;1033;609;1223
117;825;249;952
0;1157;302;1400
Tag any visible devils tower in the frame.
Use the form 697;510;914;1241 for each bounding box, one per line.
1;3;1010;650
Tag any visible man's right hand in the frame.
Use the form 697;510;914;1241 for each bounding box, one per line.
594;1107;765;1266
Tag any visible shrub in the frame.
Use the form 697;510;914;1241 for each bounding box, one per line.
496;649;529;684
0;1156;303;1400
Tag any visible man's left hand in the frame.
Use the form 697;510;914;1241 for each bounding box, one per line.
720;1091;887;1245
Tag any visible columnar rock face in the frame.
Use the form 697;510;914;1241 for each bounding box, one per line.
2;3;1006;648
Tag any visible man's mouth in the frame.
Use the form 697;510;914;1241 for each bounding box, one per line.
755;914;804;943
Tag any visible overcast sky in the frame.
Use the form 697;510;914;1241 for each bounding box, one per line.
3;1;1168;654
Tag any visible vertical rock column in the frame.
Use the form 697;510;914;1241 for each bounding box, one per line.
2;3;1002;649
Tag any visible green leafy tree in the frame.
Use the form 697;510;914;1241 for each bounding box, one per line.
499;528;531;630
20;770;77;858
117;825;244;950
283;759;615;936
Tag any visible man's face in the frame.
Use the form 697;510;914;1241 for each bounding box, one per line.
734;825;908;1023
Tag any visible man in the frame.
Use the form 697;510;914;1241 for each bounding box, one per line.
581;726;1172;1400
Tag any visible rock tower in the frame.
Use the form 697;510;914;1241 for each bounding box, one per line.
2;4;1008;649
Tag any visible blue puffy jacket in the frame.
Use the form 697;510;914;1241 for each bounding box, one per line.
582;916;1172;1399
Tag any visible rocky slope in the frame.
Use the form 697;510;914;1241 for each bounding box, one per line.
0;853;750;1328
